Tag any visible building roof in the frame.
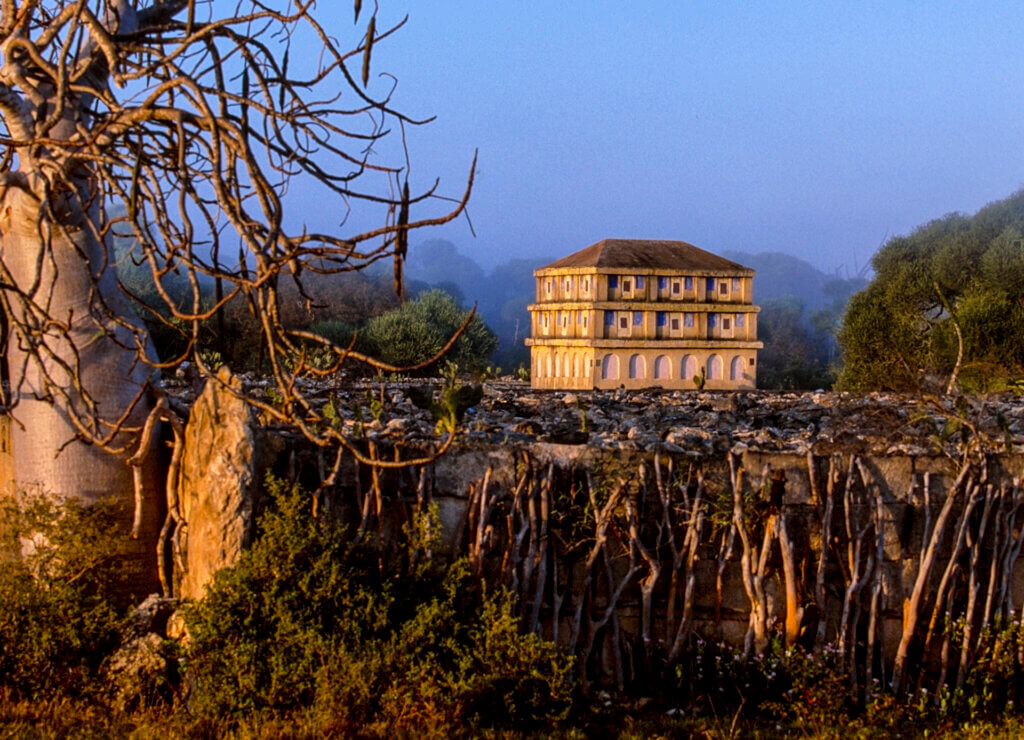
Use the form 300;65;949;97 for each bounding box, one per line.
537;239;754;274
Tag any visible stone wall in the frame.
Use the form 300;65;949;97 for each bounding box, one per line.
173;377;1024;687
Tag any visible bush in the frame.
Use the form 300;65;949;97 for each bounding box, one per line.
184;476;573;735
0;495;134;701
361;289;498;374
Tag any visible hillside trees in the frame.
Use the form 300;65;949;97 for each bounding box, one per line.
755;297;834;390
0;0;473;573
838;191;1024;392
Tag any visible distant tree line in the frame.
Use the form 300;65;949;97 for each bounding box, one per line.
117;242;496;377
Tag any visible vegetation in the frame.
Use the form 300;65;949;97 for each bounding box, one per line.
361;289;498;374
7;469;1024;737
756;297;835;390
184;477;572;735
0;495;137;702
402;240;542;371
838;190;1024;392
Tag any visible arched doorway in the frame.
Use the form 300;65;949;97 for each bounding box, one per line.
707;354;723;380
730;355;744;381
628;354;646;379
654;355;670;379
601;354;620;380
681;354;697;382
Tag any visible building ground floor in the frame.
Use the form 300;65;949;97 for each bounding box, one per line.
526;340;761;391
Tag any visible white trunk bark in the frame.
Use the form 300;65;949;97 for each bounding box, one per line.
0;183;160;588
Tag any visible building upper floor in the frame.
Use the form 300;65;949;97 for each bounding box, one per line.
532;238;756;306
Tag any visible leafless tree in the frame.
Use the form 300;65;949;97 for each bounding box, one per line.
0;1;473;547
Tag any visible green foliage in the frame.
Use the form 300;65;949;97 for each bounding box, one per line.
184;476;573;735
307;319;357;348
407;370;485;435
692;365;706;390
362;289;498;373
938;617;1024;722
0;496;134;701
838;191;1024;391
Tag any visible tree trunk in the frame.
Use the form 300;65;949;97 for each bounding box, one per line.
0;182;160;591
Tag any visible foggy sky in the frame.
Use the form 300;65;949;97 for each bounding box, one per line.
313;2;1024;274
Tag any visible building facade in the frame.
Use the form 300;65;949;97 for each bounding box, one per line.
526;239;762;390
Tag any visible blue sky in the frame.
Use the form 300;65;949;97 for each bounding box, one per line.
314;2;1024;274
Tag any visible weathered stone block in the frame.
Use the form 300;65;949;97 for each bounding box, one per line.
177;368;283;601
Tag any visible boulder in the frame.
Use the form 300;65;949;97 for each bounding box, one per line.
176;367;283;600
104;633;176;713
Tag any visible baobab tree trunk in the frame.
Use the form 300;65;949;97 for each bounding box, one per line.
0;178;161;588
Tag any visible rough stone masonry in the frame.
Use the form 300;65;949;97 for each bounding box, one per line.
172;374;1024;689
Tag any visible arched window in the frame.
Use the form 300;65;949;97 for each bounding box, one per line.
707;354;723;380
535;357;542;378
629;354;646;379
681;354;697;382
573;354;580;378
730;355;744;381
654;355;671;379
601;354;620;380
564;354;572;378
546;354;553;378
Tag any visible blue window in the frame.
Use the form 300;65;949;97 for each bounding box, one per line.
636;276;645;289
633;312;643;326
656;312;667;327
685;276;693;290
605;312;615;326
577;312;583;324
608;275;619;289
732;277;741;290
708;313;718;328
556;311;562;322
735;314;745;327
658;276;668;290
706;277;716;292
684;313;694;327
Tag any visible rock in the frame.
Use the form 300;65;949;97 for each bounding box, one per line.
166;610;190;644
511;420;544;435
104;633;177;713
177;367;284;601
540;428;589;445
563;393;578;406
709;395;738;412
128;594;177;638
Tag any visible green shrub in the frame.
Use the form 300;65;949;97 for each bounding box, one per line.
184;476;573;735
307;319;359;349
0;495;133;701
361;289;498;374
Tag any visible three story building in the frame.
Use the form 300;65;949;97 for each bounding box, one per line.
526;239;762;390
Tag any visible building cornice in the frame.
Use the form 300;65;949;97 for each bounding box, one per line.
526;338;765;350
528;301;761;313
533;266;754;278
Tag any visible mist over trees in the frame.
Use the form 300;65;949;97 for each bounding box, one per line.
725;251;868;389
837;190;1024;393
402;240;544;371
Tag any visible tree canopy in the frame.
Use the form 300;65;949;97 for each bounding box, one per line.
837;190;1024;392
